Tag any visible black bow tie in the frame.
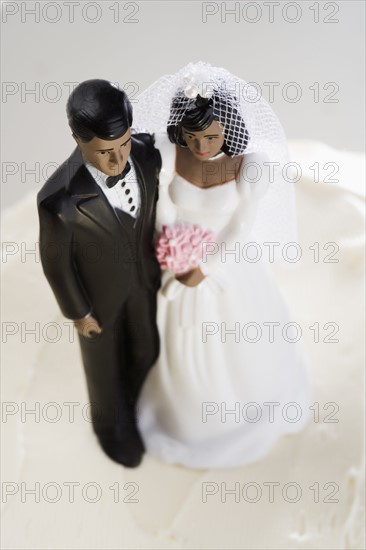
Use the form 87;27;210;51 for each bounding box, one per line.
106;162;131;188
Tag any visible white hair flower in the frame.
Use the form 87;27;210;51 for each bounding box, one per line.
183;64;214;100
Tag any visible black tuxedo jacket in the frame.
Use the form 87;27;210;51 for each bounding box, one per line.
37;133;161;326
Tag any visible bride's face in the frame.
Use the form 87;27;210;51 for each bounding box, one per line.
182;120;225;160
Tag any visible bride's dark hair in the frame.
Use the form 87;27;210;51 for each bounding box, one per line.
167;89;250;157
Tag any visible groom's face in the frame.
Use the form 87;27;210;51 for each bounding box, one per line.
75;128;132;176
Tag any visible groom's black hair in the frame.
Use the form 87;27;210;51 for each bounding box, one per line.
66;79;133;143
167;89;249;156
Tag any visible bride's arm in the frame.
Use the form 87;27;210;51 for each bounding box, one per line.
200;152;270;279
174;153;270;288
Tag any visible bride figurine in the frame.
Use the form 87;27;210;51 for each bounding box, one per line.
134;62;311;468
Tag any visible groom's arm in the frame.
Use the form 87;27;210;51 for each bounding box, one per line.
38;198;92;321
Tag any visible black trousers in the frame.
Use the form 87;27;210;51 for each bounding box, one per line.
78;278;159;439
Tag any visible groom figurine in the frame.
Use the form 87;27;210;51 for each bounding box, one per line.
37;80;161;467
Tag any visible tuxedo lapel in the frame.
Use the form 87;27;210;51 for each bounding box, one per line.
68;164;129;236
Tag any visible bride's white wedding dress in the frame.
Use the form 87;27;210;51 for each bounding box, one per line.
137;138;311;469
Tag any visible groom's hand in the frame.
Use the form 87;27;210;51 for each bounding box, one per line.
74;314;102;338
176;267;205;287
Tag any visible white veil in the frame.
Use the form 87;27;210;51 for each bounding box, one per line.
133;61;297;251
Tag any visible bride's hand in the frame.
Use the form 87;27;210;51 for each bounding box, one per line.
175;267;205;287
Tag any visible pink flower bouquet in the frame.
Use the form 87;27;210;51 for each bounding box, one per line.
156;223;216;275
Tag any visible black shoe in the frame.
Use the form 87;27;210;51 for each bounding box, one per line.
97;427;145;468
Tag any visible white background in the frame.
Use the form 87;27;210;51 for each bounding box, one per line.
1;0;365;209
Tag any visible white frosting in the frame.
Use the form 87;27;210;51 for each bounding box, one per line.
1;140;364;549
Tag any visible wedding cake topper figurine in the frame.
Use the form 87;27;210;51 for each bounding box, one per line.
133;61;311;468
37;79;161;468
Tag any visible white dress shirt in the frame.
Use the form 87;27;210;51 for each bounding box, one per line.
85;158;141;218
